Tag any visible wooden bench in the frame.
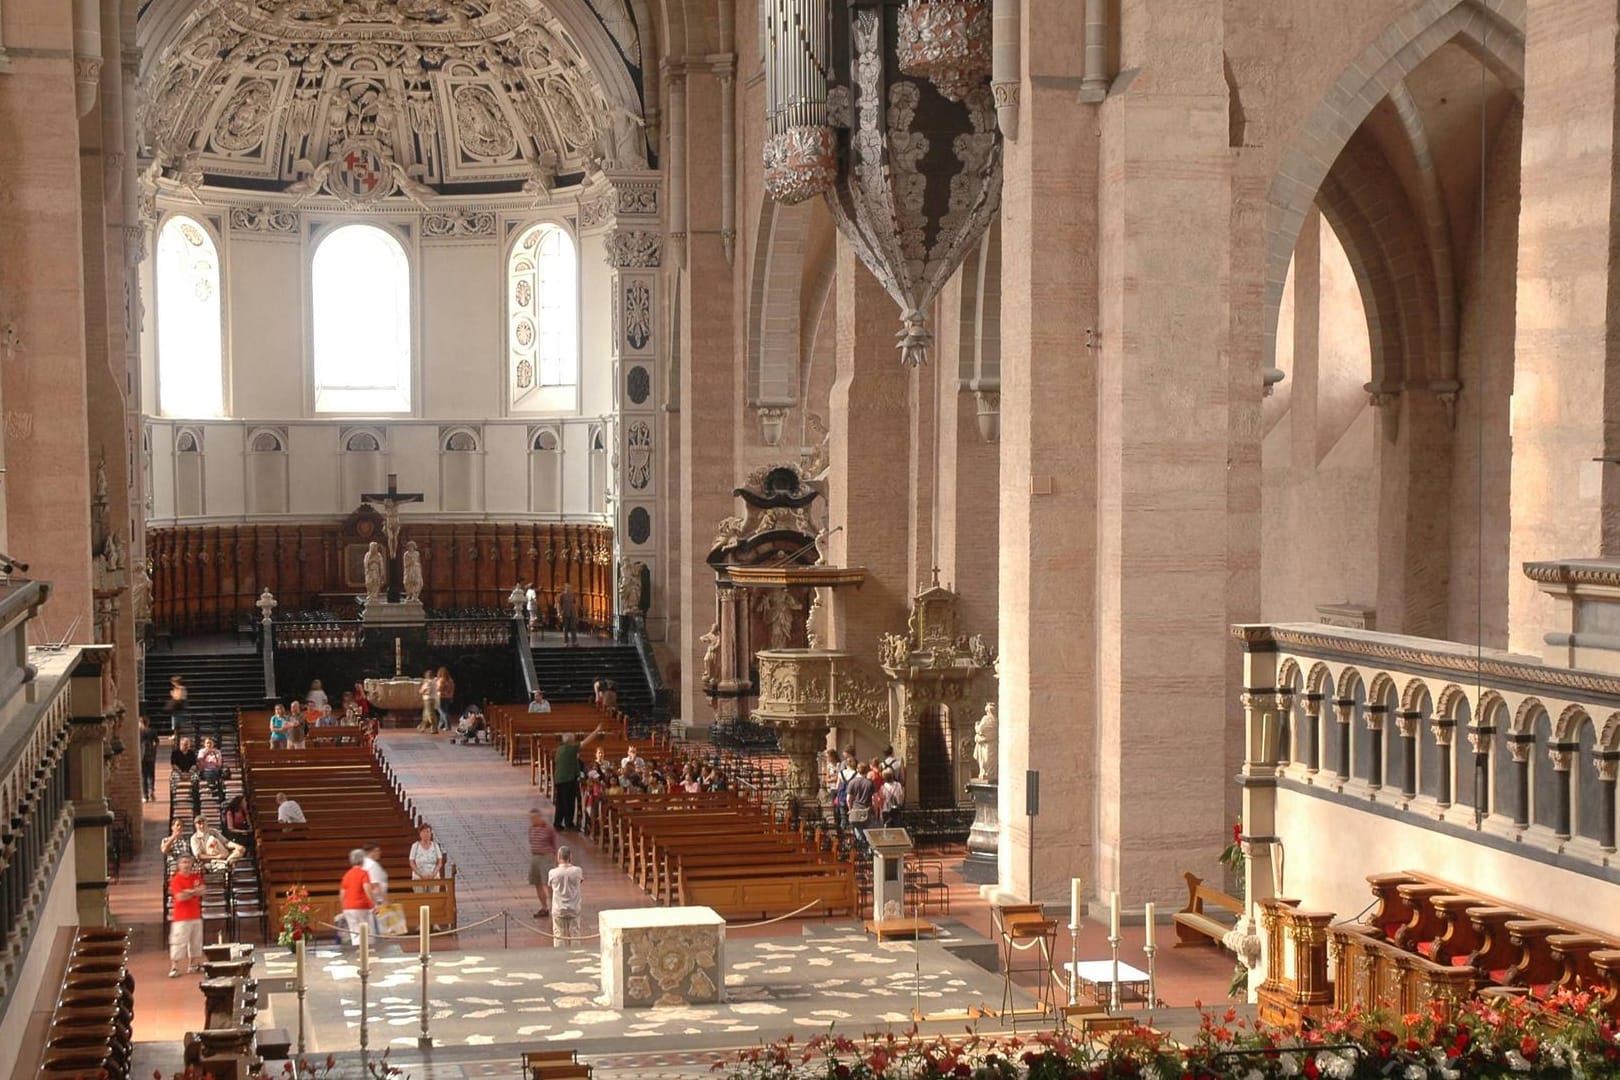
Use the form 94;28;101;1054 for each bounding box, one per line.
522;1049;590;1080
1173;871;1242;947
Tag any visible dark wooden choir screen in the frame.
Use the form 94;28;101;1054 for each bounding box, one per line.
146;521;614;636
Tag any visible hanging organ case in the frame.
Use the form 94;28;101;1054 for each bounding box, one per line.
762;0;1001;366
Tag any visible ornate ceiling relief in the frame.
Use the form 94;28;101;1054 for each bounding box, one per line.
140;0;642;199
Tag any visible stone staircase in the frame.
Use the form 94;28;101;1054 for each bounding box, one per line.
144;649;266;741
529;642;654;718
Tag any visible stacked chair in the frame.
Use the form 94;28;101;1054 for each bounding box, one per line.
36;928;135;1080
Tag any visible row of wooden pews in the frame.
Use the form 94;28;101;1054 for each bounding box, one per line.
588;789;857;918
1257;871;1620;1025
484;702;626;768
35;929;135;1080
237;709;458;935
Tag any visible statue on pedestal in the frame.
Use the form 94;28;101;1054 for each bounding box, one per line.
363;541;386;601
700;622;721;686
973;702;998;782
256;588;277;624
402;541;424;603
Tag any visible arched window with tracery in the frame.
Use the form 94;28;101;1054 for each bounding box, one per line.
508;222;579;408
155;215;225;417
312;224;412;413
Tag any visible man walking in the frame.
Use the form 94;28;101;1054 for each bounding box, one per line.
547;846;584;947
553;723;607;830
340;848;376;944
528;808;558;917
168;854;206;976
559;582;578;645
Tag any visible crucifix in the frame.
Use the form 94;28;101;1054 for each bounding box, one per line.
361;473;426;602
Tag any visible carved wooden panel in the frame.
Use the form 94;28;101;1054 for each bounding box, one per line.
147;520;614;635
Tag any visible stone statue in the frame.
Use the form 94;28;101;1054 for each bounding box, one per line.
95;455;108;499
101;529;123;572
402;541;424;602
700;622;721;686
758;589;802;650
973;702;998;782
132;564;154;623
968;633;995;668
594;103;646;169
879;631;910;670
712;515;745;552
363;541;386;600
805;590;823;650
619;560;645;612
256;588;277;624
378;498;403;557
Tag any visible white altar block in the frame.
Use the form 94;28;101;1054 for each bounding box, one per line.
599;906;726;1008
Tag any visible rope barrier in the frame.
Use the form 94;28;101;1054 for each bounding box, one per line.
505;911;601;941
729;898;824;927
313;911;506;941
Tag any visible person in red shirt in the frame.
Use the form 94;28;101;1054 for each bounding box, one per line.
168;854;206;977
527;807;558;918
340;848;376;944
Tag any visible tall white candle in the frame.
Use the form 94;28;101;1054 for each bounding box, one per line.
420;906;431;956
1144;902;1156;948
1069;877;1083;930
1109;890;1120;939
295;935;306;987
359;922;369;973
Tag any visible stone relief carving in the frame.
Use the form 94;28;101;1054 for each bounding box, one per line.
615;181;658;216
229;205;298;233
624;419;653;490
621;280;652;350
422;207;496;237
141;0;638;193
711;516;745;554
604;229;663;268
619;559;646;612
756;589;803;650
579;193;615;228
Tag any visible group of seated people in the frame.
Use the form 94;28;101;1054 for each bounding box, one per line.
577;748;732;826
168;735;229;816
160;814;246;871
267;679;375;748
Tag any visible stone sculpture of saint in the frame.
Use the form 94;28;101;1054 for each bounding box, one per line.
363;541;386;600
973;702;999;782
402;541;424;603
700;622;721;686
759;589;802;650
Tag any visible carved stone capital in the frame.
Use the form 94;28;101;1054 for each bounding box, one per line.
1363;707;1386;733
1597;755;1620;784
604;229;663;268
1395;711;1420;739
1548;745;1575;772
74;55;103;118
1333;701;1354;725
757;406;788;447
1430;720;1455;746
973;390;1000;443
1508;738;1533;764
1466;729;1492;755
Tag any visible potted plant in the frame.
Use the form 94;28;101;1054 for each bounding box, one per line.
278;884;313;949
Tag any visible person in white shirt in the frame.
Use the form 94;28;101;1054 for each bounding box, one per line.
525;584;538;629
363;843;389;905
276;792;306;824
546;846;585;947
528;690;552;714
408;824;445;893
620;746;645;771
306;679;329;711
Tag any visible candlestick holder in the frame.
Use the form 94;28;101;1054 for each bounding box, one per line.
296;966;307;1057
417;946;433;1048
359;954;371;1070
1067;924;1080;1007
1107;933;1121;1013
1143;941;1159;1014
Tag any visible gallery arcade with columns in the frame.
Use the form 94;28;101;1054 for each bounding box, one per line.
4;0;1620;1020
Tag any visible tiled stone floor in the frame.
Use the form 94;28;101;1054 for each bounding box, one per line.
113;727;1236;1077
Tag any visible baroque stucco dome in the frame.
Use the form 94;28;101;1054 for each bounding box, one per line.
137;0;649;201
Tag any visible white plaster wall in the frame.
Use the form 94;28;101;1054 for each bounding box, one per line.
1274;786;1620;933
578;231;614;418
421;243;501;417
226;236;303;419
146;419;607;523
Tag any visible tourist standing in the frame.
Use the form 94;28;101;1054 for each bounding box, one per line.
553;723;606;830
306;679;329;711
845;763;875;845
269;704;289;750
339;848;376;944
559;582;579;645
528;808;558;917
168;854;206;977
138;716;158;802
547;846;584;947
286;703;307;750
879;768;905;828
525;582;538;630
435;667;455;732
363;843;389;905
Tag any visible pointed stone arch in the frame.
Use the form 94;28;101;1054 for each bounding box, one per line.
1261;0;1526;374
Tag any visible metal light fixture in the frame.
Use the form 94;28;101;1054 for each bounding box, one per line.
762;0;1003;366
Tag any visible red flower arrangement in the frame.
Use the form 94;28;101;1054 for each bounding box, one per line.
277;883;313;947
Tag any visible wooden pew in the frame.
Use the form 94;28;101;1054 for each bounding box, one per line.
1173;871;1242;947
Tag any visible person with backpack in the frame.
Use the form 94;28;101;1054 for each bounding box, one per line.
879;768;905;827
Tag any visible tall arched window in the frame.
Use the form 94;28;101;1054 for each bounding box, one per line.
155;215;225;417
312;224;412;413
508;222;578;408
